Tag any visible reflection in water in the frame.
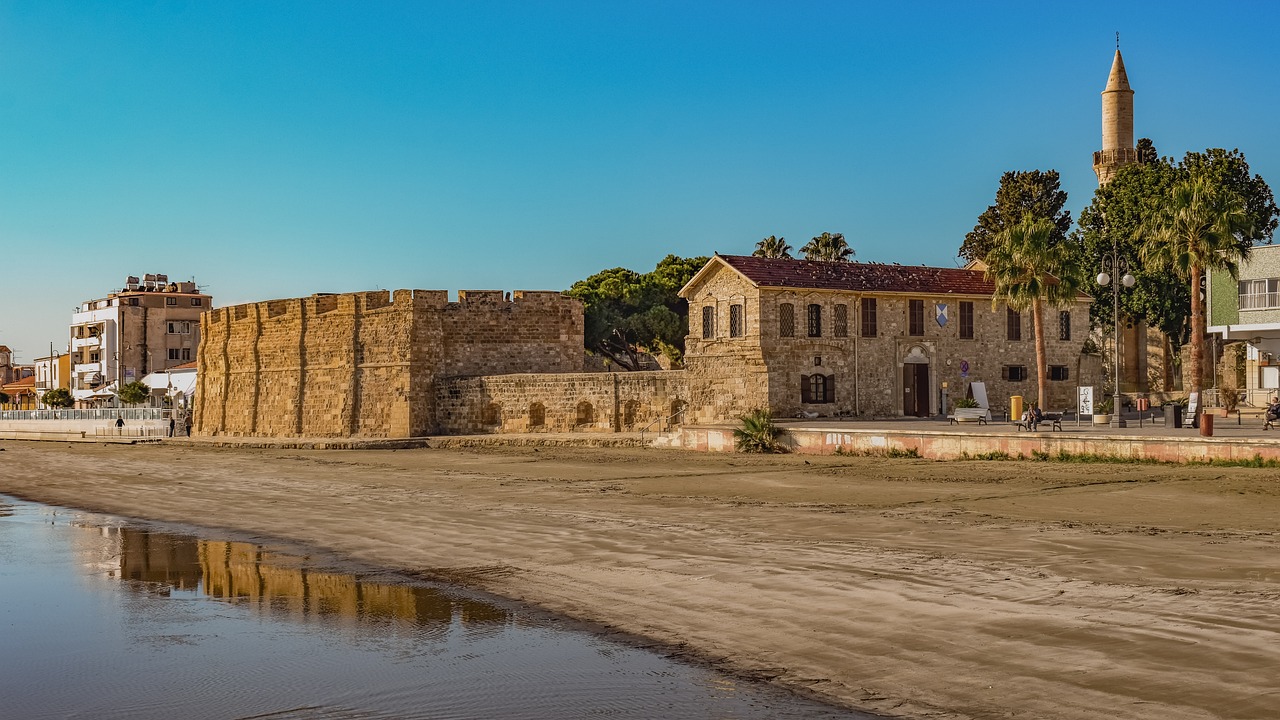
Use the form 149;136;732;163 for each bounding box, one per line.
1;497;869;720
114;528;509;631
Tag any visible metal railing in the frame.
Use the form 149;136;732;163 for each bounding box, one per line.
0;408;168;421
638;407;686;441
94;426;168;438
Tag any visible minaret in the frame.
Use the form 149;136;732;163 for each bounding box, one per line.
1092;48;1136;185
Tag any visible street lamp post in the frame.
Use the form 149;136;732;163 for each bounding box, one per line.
1097;251;1136;428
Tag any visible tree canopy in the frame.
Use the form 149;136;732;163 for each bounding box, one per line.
752;235;792;258
566;254;709;371
116;380;151;406
41;387;74;408
960;170;1073;262
1075;145;1277;351
800;232;853;262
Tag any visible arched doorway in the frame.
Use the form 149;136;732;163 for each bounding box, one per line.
901;345;930;417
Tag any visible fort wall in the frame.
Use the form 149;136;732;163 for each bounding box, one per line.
196;290;586;438
433;371;688;434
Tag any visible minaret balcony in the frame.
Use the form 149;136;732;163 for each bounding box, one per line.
1093;147;1138;167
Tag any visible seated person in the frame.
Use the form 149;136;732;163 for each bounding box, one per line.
1267;397;1280;423
1020;406;1039;430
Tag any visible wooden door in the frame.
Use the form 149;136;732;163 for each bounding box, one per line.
902;363;929;417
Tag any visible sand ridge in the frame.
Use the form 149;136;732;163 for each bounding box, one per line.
2;442;1277;719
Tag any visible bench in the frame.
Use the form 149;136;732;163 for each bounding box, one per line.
1014;410;1068;432
948;408;989;425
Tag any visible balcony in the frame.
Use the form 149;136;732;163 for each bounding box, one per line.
74;362;103;374
71;335;102;350
1240;292;1280;311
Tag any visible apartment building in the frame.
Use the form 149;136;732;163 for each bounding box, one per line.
70;274;213;405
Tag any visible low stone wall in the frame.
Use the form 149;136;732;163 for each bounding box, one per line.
434;371;689;434
677;423;1280;463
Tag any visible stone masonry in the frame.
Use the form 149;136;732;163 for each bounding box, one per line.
681;256;1100;421
196;289;589;437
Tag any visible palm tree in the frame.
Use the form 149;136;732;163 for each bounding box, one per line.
800;232;853;262
983;214;1080;410
752;235;793;259
1141;178;1252;399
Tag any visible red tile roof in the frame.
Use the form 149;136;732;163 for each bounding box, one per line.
2;375;37;391
169;361;197;370
718;255;997;296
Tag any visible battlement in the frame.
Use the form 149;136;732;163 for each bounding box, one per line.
197;287;586;438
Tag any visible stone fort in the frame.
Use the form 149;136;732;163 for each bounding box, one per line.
194;289;689;438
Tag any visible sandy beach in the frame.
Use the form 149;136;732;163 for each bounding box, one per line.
2;441;1277;719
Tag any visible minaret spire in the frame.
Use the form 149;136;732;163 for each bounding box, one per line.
1093;43;1136;185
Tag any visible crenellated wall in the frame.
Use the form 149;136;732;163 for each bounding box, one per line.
196;289;586;438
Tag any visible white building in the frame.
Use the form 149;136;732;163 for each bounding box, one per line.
70;274;213;405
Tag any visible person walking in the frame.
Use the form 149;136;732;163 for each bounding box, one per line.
184;415;193;437
169;417;176;437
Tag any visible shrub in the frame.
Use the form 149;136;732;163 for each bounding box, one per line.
953;397;980;409
733;408;786;453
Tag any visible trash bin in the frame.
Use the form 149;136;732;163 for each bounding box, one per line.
1200;412;1214;437
1166;403;1182;429
1009;395;1023;422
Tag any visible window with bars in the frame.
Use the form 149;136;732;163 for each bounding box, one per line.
1006;307;1022;341
701;306;715;339
800;373;835;404
1050;365;1069;381
729;304;743;337
779;303;795;337
807;304;822;337
959;301;974;339
1059;310;1071;341
909;299;925;336
834;304;848;337
860;298;877;337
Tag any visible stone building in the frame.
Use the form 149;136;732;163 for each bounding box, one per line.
195;288;689;438
70;274;213;405
679;255;1097;422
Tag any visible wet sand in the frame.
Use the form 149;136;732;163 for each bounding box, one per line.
2;441;1277;719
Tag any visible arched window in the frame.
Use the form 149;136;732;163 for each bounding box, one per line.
529;402;546;429
670;399;687;426
482;403;501;426
576;400;595;426
779;303;795;337
800;374;835;404
622;399;639;428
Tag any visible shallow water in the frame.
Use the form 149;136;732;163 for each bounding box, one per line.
0;495;872;719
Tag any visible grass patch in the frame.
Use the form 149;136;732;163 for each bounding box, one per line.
834;445;922;459
963;449;1280;468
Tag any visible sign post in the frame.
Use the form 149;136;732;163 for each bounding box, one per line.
1077;386;1094;427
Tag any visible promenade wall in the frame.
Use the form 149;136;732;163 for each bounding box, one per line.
678;423;1280;463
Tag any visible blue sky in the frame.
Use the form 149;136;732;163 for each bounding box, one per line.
3;1;1279;361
